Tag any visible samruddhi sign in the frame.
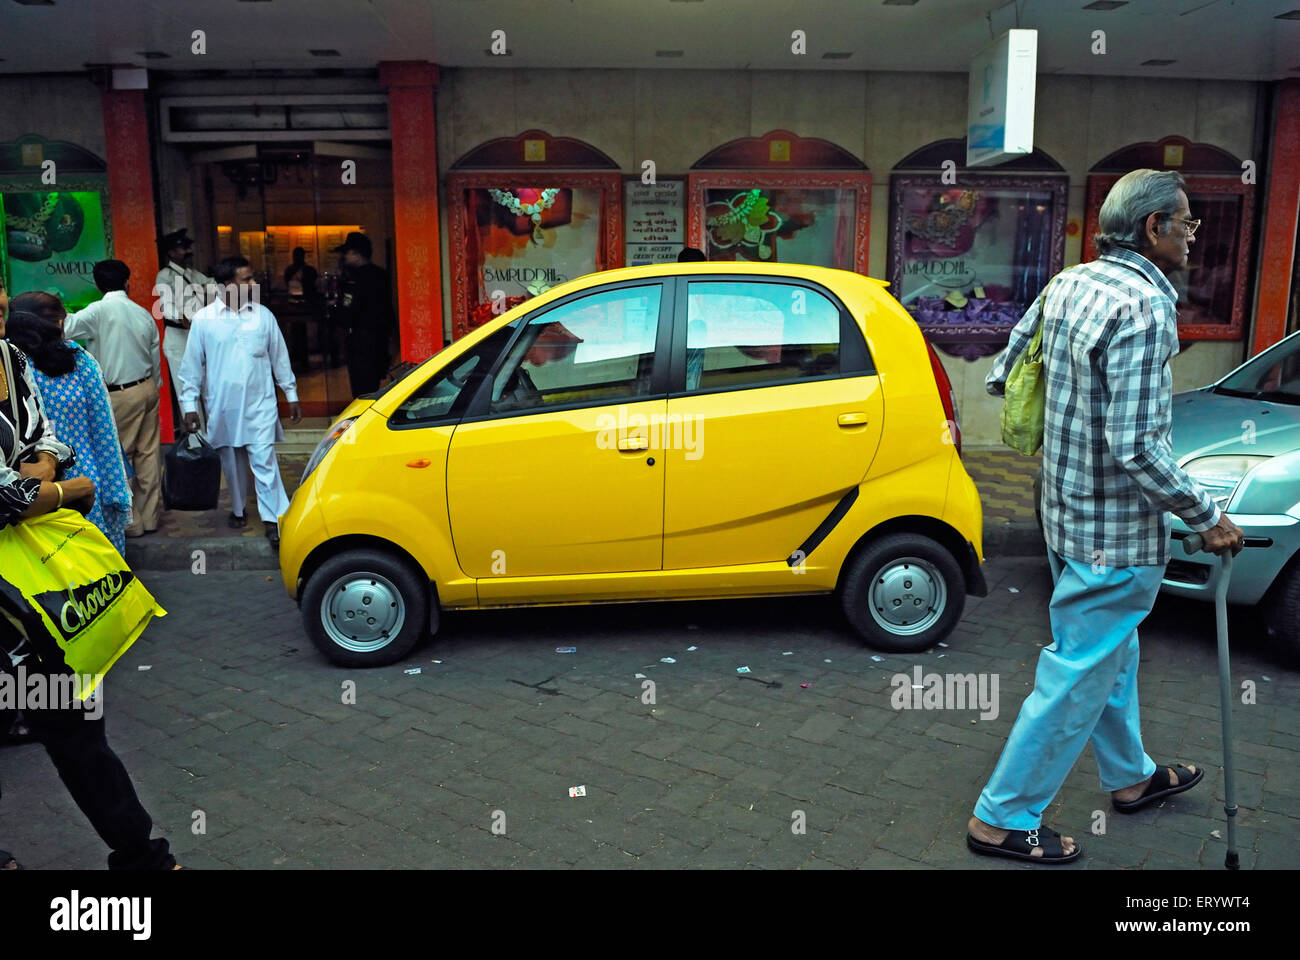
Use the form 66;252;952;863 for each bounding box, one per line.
967;29;1037;168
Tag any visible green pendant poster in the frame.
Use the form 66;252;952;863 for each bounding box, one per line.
3;191;107;311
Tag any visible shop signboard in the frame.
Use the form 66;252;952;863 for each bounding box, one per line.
2;190;108;311
967;29;1037;168
624;180;684;265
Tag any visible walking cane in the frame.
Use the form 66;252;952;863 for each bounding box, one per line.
1181;532;1267;870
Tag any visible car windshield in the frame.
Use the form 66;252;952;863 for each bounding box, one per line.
1214;334;1300;405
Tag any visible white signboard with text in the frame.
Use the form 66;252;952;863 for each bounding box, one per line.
625;180;685;266
967;29;1037;167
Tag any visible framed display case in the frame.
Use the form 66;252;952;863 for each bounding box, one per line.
686;131;871;273
888;139;1067;361
1083;136;1255;341
446;130;623;340
1;136;112;312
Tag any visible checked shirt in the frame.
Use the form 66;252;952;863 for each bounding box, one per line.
987;247;1219;567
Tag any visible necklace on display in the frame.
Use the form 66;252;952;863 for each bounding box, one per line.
488;188;560;243
4;195;59;236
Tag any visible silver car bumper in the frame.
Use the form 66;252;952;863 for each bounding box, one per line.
1162;512;1300;606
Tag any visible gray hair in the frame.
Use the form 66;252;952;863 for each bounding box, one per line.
1094;168;1187;255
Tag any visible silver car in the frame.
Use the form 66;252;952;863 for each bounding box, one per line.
1163;330;1300;663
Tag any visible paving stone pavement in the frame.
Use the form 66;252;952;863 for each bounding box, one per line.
2;558;1296;870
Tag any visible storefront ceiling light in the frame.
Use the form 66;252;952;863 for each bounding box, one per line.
1083;1;1129;10
822;52;853;59
656;50;685;58
1142;59;1177;66
310;49;341;57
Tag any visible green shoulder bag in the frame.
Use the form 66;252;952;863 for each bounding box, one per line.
999;283;1053;456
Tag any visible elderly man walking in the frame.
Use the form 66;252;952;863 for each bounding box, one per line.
179;256;301;548
967;169;1245;864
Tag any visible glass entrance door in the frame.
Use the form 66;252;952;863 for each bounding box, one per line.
196;145;395;418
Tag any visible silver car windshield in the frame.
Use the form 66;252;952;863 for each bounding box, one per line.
1215;334;1300;405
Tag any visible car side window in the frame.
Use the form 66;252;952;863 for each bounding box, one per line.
684;281;843;392
392;322;519;425
489;284;662;415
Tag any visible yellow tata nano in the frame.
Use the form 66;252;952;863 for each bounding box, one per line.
279;262;986;666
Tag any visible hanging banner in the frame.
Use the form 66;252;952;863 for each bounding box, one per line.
3;190;108;311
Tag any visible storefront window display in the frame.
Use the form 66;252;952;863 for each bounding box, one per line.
1084;137;1255;341
687;132;872;274
447;131;624;340
888;141;1066;361
1;137;112;311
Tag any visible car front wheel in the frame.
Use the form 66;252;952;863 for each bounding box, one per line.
302;549;432;667
840;533;966;652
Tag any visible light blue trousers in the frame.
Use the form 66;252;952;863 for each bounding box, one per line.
973;549;1164;831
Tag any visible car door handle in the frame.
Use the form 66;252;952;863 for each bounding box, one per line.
617;435;649;451
837;413;869;427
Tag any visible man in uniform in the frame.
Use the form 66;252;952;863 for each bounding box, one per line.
154;228;210;435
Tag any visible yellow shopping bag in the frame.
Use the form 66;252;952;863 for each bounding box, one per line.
0;508;166;698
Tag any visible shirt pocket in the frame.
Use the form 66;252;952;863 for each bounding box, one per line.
237;323;267;359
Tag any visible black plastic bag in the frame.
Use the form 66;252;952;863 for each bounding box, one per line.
163;433;221;511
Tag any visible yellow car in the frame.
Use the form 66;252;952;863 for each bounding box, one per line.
280;262;986;666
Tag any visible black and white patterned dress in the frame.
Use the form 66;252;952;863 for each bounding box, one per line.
0;340;75;530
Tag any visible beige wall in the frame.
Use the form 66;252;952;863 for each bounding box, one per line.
0;74;107;160
435;67;1261;445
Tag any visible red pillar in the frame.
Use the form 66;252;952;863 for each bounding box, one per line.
1254;79;1300;355
101;84;171;438
379;61;444;361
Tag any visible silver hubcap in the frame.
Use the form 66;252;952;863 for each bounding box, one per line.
320;571;406;652
867;556;946;636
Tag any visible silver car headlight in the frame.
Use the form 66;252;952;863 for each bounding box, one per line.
1183;455;1271;507
301;417;358;482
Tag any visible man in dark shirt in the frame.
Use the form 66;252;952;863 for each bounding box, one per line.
283;246;319;298
333;232;394;397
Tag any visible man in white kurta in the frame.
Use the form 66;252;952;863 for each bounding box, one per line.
179;258;301;547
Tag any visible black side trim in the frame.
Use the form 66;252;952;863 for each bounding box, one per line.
963;541;988;597
789;487;859;566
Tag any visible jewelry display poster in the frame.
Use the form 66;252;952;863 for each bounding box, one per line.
625;180;684;266
470;186;601;308
2;191;108;311
703;187;855;268
892;182;1060;361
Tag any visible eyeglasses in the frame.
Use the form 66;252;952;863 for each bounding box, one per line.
1167;215;1201;237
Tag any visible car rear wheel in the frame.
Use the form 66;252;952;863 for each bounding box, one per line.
840;533;966;652
1264;557;1300;666
302;549;432;667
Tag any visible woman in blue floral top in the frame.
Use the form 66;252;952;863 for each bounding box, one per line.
4;310;132;554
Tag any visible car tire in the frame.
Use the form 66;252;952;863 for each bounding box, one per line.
302;549;431;667
840;533;966;652
1264;556;1300;666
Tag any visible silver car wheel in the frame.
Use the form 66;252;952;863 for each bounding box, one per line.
867;556;947;636
320;571;406;653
